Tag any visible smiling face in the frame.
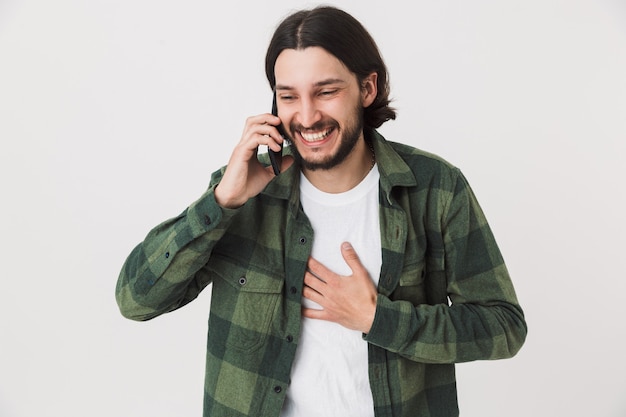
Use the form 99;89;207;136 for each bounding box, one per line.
274;47;377;172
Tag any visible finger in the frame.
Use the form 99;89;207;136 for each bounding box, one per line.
306;257;332;280
258;115;285;144
303;270;326;291
245;113;282;128
302;284;324;304
251;126;284;145
302;307;327;321
340;242;366;274
241;116;284;145
238;133;281;156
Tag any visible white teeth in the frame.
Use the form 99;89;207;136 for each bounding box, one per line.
301;129;331;142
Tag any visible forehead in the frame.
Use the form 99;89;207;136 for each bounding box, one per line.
274;46;356;89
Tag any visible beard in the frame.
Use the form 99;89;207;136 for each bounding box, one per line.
288;106;364;172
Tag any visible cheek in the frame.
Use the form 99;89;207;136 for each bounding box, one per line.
320;102;353;124
279;109;296;130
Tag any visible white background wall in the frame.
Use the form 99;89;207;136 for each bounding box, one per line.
1;0;625;416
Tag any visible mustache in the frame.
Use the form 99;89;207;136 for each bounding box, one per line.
290;120;338;133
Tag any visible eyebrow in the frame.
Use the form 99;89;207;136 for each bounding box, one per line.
275;78;347;91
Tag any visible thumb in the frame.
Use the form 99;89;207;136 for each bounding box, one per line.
341;242;365;274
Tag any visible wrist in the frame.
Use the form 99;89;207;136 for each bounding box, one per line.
361;294;378;335
214;184;244;209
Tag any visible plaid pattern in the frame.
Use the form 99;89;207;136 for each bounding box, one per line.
116;129;527;417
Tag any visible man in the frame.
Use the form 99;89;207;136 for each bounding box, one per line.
116;6;527;417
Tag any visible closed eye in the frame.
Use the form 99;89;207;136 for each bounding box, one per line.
319;89;339;98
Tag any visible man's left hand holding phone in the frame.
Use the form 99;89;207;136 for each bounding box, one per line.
214;92;292;209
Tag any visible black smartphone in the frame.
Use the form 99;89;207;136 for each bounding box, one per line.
269;93;287;175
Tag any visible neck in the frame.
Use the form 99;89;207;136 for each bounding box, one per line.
302;137;374;193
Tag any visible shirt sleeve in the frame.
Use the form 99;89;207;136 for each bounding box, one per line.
365;169;527;363
115;168;238;321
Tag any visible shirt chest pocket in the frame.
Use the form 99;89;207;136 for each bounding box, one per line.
207;255;284;353
392;260;428;305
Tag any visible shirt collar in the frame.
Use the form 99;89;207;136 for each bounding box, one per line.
367;129;417;204
261;129;418;206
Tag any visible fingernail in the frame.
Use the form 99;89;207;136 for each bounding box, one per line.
342;242;352;250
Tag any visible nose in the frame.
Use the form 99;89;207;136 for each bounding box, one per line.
296;97;322;128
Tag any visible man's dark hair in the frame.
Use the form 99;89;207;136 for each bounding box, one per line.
265;6;396;129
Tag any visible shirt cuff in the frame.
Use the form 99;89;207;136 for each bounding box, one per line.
364;294;417;351
187;186;238;237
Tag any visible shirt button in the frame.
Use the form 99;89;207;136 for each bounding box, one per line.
274;386;282;394
289;286;297;295
165;252;170;259
299;236;307;244
204;214;212;225
238;277;247;286
286;335;293;343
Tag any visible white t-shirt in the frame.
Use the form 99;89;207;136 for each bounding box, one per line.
281;165;382;417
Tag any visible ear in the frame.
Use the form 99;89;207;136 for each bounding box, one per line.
360;72;378;108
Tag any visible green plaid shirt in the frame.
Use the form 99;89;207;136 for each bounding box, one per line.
116;129;527;417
